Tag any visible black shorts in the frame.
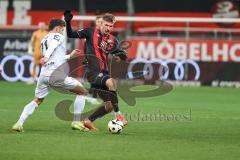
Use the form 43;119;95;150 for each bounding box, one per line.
90;71;112;102
91;71;110;90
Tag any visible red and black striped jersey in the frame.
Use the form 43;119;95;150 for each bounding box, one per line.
66;21;127;81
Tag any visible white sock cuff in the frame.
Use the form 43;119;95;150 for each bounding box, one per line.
76;95;85;99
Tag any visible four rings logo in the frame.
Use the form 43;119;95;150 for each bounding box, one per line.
0;55;39;82
0;55;200;82
127;58;200;81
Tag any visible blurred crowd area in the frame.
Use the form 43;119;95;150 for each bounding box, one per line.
1;0;240;39
0;0;240;86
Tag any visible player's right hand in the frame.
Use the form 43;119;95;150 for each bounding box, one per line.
70;49;81;58
64;10;73;22
113;56;121;62
40;57;48;66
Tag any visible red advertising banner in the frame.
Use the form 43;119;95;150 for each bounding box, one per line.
127;37;240;62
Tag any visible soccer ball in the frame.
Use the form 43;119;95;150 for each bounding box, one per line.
108;119;124;134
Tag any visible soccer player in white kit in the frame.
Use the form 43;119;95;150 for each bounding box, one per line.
12;19;96;132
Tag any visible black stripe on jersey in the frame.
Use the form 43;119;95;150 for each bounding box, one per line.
97;33;107;71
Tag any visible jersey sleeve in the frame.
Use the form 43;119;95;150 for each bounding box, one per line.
66;20;90;39
44;34;64;59
65;21;79;38
76;28;90;39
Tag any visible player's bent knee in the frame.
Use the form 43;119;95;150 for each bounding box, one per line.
106;78;116;91
33;97;44;105
70;85;88;95
104;101;113;112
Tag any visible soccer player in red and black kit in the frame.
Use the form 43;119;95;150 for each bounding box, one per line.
64;11;127;130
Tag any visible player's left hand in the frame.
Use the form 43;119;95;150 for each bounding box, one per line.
113;56;121;62
115;52;127;61
40;57;48;66
64;10;73;22
70;49;81;58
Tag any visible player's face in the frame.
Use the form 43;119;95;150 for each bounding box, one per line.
101;20;114;35
96;18;102;29
56;26;65;35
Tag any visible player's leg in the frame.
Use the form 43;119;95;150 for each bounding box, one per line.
73;96;85;122
71;95;89;132
17;97;44;126
89;84;98;98
106;78;127;125
83;100;113;131
61;77;100;131
12;76;49;132
83;75;116;130
62;77;101;105
12;97;44;132
88;100;114;121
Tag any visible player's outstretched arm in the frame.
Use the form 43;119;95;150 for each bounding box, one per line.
64;10;79;38
65;49;81;60
64;10;90;39
110;40;128;61
109;37;128;61
112;49;128;61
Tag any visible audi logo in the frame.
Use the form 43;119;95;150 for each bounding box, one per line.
127;58;200;81
1;55;200;82
0;55;39;82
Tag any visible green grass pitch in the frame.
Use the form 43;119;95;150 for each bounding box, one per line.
0;81;240;160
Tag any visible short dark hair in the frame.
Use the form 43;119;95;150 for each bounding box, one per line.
102;13;116;23
48;19;66;31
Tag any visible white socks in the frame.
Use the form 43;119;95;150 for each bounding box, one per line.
17;101;38;126
73;95;86;122
17;96;86;126
85;96;101;105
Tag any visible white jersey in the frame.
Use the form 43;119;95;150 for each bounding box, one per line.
40;32;69;77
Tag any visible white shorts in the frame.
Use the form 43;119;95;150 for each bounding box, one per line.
35;76;83;99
